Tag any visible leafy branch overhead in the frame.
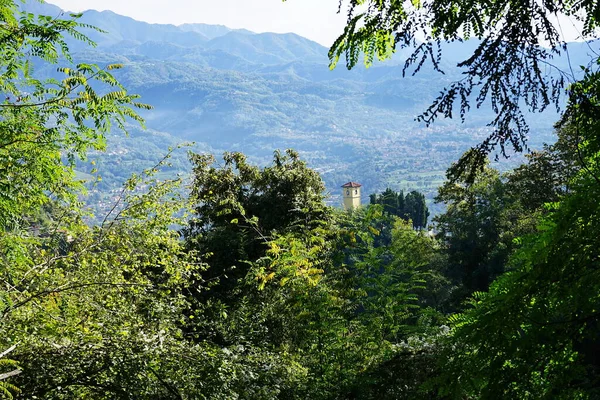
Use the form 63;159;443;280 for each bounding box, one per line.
312;0;600;176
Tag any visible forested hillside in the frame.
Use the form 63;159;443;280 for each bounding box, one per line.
20;1;580;214
1;0;600;398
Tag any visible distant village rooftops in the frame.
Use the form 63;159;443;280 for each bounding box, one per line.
341;182;362;188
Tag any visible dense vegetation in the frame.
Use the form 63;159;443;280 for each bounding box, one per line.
0;0;599;399
369;188;429;229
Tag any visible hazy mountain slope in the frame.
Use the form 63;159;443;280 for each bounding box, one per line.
204;31;327;64
76;10;208;48
179;23;254;39
28;1;586;211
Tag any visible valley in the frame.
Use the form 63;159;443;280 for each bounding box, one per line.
24;1;568;215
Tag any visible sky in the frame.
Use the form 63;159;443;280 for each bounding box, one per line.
46;0;348;46
45;0;592;47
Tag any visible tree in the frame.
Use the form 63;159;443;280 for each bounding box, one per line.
0;2;158;395
330;206;448;399
434;164;505;290
0;2;150;229
437;156;600;398
370;188;404;216
3;160;203;398
431;68;600;398
404;191;429;230
183;149;334;331
435;125;581;306
370;188;429;229
504;150;566;211
181;159;447;399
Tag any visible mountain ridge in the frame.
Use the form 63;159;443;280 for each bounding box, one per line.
24;1;590;212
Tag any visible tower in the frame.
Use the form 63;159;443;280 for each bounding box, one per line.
342;182;362;211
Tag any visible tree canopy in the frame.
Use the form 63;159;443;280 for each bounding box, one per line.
369;188;429;229
2;0;600;398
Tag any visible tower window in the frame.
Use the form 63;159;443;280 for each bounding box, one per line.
346;190;350;195
355;189;358;194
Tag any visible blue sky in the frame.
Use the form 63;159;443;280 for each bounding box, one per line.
47;0;347;46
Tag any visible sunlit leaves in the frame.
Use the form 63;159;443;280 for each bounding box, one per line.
435;84;600;397
1;155;204;397
0;4;150;230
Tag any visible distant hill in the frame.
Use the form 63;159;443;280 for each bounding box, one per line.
77;10;209;48
204;31;327;64
179;23;254;39
25;1;588;212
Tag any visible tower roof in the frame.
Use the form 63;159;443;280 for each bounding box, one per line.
342;182;362;188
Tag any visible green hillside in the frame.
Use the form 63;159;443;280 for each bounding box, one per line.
25;1;570;213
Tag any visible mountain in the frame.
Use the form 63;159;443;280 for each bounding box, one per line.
77;10;209;48
26;1;584;213
204;31;327;64
28;2;328;66
18;0;62;16
179;23;254;39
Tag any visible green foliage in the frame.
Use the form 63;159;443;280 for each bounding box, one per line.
178;151;447;399
404;191;429;229
0;156;203;397
370;188;430;229
434;124;580;311
0;3;453;394
437;170;600;398
432;65;600;398
434;164;511;296
10;1;600;398
330;207;446;398
0;1;149;229
0;346;20;399
184;149;332;305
